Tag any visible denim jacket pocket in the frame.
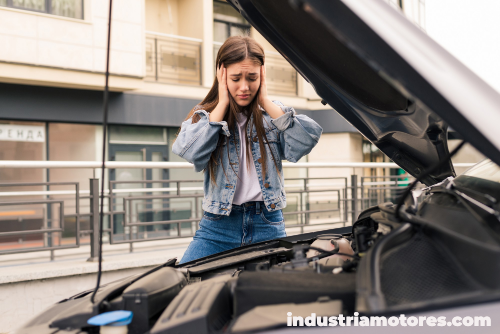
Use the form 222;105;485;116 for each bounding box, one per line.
203;211;224;221
260;208;284;225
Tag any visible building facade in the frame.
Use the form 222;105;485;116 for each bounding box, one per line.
0;0;362;243
0;0;484;242
0;0;360;186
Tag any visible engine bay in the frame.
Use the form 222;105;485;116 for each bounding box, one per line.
18;193;500;334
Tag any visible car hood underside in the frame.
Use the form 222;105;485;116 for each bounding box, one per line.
227;0;500;185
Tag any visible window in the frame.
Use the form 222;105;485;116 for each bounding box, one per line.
362;138;393;177
386;0;403;9
213;0;250;43
0;121;46;184
0;0;83;19
109;125;166;145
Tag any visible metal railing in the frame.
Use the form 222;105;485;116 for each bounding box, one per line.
0;182;79;261
360;175;417;209
0;161;475;260
146;32;202;85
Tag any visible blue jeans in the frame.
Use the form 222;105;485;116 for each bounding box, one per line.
179;201;287;264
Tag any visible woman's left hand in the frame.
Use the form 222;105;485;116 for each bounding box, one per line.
258;64;269;107
258;65;285;119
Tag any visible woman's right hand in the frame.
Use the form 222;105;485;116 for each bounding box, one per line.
210;63;229;122
217;63;229;107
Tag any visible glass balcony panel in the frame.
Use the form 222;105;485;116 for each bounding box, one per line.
145;34;202;86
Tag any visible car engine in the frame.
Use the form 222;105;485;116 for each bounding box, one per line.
18;192;500;334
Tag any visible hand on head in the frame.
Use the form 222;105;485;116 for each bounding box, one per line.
217;63;229;108
258;64;268;107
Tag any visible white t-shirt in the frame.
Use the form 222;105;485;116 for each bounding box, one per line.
232;112;264;205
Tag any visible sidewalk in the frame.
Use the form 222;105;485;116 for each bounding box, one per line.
0;237;193;284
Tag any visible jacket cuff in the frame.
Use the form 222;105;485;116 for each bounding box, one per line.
194;109;231;136
270;102;296;131
214;122;231;136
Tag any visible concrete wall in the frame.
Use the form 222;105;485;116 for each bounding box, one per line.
145;0;179;35
177;0;204;39
0;0;145;76
0;0;145;91
0;0;325;106
0;266;154;334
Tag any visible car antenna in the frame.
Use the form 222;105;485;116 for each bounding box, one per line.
91;0;113;304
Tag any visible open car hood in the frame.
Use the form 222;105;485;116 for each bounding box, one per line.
228;0;500;185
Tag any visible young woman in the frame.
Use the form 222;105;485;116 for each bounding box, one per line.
173;36;322;264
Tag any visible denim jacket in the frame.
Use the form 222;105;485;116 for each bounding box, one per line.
172;101;323;215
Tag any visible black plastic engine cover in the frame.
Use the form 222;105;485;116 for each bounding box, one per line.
234;271;356;316
150;275;233;334
121;267;187;334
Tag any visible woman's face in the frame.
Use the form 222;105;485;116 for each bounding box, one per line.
225;59;261;107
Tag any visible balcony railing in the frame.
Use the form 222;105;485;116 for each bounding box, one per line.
213;42;297;96
146;32;202;86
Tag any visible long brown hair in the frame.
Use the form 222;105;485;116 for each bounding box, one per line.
180;36;278;184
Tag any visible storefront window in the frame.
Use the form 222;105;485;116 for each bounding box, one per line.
48;123;100;242
0;121;46;247
0;122;206;246
0;121;45;184
48;123;99;195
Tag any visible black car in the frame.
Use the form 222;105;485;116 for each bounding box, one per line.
16;0;500;333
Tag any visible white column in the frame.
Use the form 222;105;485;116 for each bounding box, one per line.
201;0;214;88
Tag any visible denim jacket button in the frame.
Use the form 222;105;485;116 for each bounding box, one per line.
257;158;263;163
253;136;258;142
270;204;276;209
264;183;270;188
